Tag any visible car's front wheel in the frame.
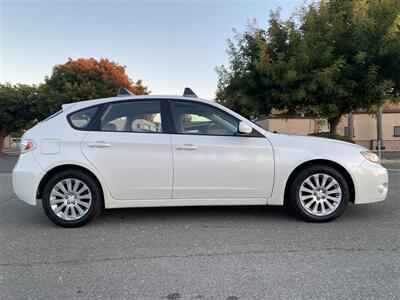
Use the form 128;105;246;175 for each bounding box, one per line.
288;164;350;222
42;169;102;227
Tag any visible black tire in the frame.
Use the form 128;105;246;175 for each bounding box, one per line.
42;169;102;227
288;164;350;222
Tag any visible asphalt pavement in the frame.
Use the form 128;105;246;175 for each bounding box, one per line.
0;158;399;299
0;156;18;173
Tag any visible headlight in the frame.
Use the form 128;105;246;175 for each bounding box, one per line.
361;151;381;164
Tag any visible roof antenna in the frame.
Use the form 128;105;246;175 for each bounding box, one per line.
183;87;197;98
117;87;134;97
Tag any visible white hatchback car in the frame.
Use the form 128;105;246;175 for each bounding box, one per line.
13;88;388;227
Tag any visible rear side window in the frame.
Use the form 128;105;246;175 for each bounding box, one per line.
99;101;163;133
68;107;98;130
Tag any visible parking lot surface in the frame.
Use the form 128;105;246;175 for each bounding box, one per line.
0;156;18;173
0;161;399;299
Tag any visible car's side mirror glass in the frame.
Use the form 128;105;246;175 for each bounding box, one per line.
238;121;253;135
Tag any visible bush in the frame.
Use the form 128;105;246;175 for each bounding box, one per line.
309;132;355;143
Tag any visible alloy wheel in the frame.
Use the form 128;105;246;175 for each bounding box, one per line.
298;173;342;217
49;178;92;221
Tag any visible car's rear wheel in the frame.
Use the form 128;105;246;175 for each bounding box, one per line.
42;169;102;227
288;164;350;222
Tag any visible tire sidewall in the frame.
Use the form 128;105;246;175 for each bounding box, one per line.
42;170;102;227
289;165;349;222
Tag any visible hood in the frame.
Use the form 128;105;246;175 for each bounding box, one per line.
270;133;367;151
285;134;367;150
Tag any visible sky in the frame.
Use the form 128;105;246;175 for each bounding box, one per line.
1;0;303;99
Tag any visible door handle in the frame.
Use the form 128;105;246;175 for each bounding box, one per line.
87;141;112;148
176;144;198;150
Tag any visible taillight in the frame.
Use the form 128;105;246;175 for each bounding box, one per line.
20;139;37;153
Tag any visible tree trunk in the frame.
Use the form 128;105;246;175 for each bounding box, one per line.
376;106;385;150
347;112;354;139
0;133;7;154
328;116;341;135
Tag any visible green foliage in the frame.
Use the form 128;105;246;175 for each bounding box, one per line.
0;83;38;139
309;132;354;143
37;58;148;119
0;57;149;150
216;0;400;133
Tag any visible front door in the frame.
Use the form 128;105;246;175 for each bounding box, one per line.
169;100;274;199
81;100;173;200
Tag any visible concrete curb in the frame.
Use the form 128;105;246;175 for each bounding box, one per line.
382;159;400;164
0;148;20;156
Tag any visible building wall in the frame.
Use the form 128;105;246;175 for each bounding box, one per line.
257;118;329;135
338;113;400;150
257;113;400;150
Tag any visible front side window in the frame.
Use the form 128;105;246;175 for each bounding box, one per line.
68;106;98;130
100;101;162;133
169;101;239;136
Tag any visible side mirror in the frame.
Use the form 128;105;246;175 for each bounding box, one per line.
238;121;253;135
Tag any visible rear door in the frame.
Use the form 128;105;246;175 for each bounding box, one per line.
169;100;274;199
81;99;173;200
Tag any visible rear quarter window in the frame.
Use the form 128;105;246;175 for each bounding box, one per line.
67;106;99;130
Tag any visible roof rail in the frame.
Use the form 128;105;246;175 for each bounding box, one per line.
117;87;134;97
183;87;197;98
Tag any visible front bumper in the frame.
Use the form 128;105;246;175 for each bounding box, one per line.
353;160;388;204
12;152;45;206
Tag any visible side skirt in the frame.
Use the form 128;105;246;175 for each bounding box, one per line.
104;197;269;209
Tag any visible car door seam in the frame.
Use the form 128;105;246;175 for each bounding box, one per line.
169;134;175;199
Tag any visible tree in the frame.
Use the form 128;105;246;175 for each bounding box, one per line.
353;0;400;148
216;0;400;134
0;83;38;150
216;16;301;119
37;58;148;119
376;106;384;149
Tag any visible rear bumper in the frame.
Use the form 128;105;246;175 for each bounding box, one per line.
12;152;45;206
353;160;388;204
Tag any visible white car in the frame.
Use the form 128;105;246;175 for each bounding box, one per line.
12;88;388;227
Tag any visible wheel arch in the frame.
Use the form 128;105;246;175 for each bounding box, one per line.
37;164;104;204
283;159;355;205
